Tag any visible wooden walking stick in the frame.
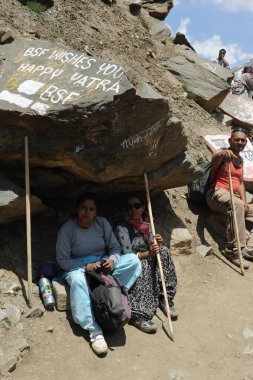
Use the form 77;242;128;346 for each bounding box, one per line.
227;162;244;276
144;173;174;341
25;136;33;307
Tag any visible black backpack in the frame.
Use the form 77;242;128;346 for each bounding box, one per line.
85;270;131;333
187;161;212;205
187;159;225;205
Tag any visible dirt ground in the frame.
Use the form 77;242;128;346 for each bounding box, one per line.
7;242;253;380
0;189;252;380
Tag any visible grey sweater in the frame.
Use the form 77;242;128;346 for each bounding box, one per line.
56;217;121;271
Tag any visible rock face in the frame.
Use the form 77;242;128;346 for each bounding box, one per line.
167;47;233;113
219;92;253;130
0;37;199;199
0;175;44;224
142;0;173;20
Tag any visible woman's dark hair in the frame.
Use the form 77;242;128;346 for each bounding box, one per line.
76;192;99;210
124;193;145;209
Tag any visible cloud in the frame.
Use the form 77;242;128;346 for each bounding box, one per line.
192;0;253;12
178;17;190;35
192;34;253;66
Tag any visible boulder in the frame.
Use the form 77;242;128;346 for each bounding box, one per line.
0;174;44;224
167;46;233;113
142;0;173;20
0;37;200;198
129;0;142;14
143;10;172;41
219;92;253;130
173;32;195;52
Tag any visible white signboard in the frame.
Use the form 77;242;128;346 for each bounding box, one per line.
204;134;253;181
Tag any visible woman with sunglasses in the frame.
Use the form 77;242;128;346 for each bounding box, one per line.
115;194;177;333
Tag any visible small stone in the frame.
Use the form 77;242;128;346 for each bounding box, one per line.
227;334;232;339
129;0;142;14
47;325;54;333
196;245;213;258
243;345;253;355
0;269;5;278
0;310;10;330
14;322;24;332
169;371;189;380
10;284;22;292
25;307;44;318
5;304;21;325
243;327;253;339
0;348;18;376
15;337;30;353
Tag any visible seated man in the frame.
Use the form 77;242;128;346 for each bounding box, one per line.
232;71;253;98
206;128;253;269
212;48;230;69
56;193;141;356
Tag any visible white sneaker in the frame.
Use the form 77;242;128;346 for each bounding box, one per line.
90;333;108;356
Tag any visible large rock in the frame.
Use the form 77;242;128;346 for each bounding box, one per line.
143;10;172;41
167;47;233;113
173;32;195;52
0;174;44;224
0;37;199;198
219;92;253;130
142;0;173;20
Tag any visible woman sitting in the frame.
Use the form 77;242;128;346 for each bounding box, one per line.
115;194;177;333
56;193;141;356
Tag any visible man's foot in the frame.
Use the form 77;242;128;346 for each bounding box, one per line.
242;246;253;261
159;300;178;321
90;332;108;356
129;318;157;333
223;247;249;269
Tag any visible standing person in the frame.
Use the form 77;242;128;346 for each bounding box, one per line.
206;128;253;268
56;193;141;356
115;194;177;334
212;48;230;69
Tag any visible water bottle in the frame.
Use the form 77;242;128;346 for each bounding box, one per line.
39;276;55;310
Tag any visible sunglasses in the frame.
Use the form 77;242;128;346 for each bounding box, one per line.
127;203;143;210
232;127;248;136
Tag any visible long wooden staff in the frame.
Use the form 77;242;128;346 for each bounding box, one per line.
144;173;174;341
227;163;244;276
25;136;33;306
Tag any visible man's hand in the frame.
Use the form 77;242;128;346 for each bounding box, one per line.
244;202;249;214
221;149;237;161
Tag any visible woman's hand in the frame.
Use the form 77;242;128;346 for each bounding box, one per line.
154;234;163;244
137;241;160;260
85;262;101;271
149;241;160;256
102;259;114;272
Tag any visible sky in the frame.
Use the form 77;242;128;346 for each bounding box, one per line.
165;0;253;69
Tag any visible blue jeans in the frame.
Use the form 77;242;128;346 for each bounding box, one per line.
64;254;141;334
